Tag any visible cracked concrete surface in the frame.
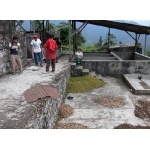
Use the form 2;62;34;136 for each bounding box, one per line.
60;77;150;129
0;62;69;128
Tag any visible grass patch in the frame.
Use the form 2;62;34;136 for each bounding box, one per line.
67;75;106;93
81;45;97;52
61;45;97;52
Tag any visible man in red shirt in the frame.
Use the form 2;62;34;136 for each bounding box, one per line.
42;33;58;72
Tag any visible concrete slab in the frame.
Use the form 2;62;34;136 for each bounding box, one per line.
82;69;89;73
59;77;150;129
89;71;96;77
76;66;83;70
0;62;69;128
96;74;102;80
123;74;150;94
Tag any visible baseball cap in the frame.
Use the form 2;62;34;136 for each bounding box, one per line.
34;35;38;38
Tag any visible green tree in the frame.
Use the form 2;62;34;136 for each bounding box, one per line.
57;21;86;46
95;36;103;48
76;32;86;46
45;23;56;34
104;33;117;46
30;20;56;34
147;51;150;57
30;20;42;31
58;27;69;45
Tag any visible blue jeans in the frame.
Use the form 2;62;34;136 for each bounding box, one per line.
34;52;43;65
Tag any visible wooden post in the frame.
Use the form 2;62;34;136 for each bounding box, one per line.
74;21;77;53
144;34;147;55
68;20;71;60
108;28;110;48
30;20;32;31
134;33;138;52
42;20;45;43
72;21;75;52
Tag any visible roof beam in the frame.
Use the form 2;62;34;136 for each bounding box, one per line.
70;22;88;37
75;20;150;34
76;23;87;36
125;31;136;41
15;20;26;32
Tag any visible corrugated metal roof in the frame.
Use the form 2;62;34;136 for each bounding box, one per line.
75;20;150;34
24;85;60;103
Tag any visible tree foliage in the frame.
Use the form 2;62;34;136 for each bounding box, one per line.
95;36;103;48
104;33;117;46
30;21;86;46
30;20;56;34
57;21;86;46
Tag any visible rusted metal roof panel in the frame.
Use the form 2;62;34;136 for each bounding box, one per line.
24;85;60;103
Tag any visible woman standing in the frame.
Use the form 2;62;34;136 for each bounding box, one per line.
9;36;23;74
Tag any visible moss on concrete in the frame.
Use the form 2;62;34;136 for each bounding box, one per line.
67;75;106;93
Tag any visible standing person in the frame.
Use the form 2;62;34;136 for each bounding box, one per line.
75;48;83;65
53;37;62;63
30;34;43;67
42;33;58;72
9;36;23;74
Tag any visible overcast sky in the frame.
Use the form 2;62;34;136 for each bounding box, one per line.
133;20;150;26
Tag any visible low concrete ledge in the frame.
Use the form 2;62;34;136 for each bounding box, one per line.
110;52;123;61
134;52;150;60
123;74;150;95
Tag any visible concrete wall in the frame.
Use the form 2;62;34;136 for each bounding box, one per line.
110;46;142;60
26;65;70;129
134;52;150;60
82;60;150;77
110;46;135;60
0;32;29;76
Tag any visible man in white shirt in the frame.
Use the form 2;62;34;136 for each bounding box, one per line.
30;34;43;67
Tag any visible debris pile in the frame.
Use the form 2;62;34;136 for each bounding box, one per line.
58;103;74;119
134;100;150;119
94;96;125;108
114;123;150;129
55;123;88;129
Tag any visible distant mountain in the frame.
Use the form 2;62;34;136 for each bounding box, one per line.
76;21;150;50
22;20;150;50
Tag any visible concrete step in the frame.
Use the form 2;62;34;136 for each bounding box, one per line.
96;74;103;80
70;62;76;66
82;69;89;76
76;66;83;70
82;69;89;73
89;71;96;77
70;62;76;70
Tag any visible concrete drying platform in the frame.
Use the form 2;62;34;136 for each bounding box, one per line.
123;74;150;94
59;77;150;129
